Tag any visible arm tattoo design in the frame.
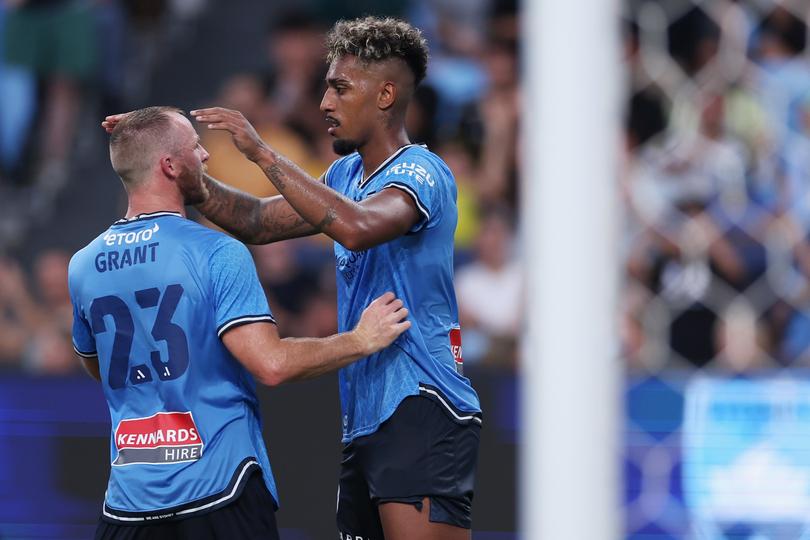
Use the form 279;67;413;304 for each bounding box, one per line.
263;164;288;191
200;175;316;244
199;176;264;242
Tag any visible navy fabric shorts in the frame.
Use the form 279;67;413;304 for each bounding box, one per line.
336;391;482;539
94;470;279;540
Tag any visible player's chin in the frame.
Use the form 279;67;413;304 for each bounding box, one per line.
332;138;359;156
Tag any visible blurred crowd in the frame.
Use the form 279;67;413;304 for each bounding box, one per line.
0;0;521;375
622;2;810;373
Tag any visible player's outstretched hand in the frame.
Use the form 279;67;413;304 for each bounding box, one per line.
353;292;411;356
191;107;266;162
101;112;132;133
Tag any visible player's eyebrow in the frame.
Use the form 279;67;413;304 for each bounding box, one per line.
327;77;351;87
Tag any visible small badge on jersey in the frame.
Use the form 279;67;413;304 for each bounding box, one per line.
113;411;203;466
450;327;464;376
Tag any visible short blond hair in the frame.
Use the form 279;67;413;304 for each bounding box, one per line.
109;106;184;185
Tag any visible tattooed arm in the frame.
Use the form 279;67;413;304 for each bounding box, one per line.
191;107;419;252
198;175;317;244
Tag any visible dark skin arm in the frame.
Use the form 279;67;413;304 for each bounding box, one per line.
79;356;101;381
198;175;319;244
191;107;421;251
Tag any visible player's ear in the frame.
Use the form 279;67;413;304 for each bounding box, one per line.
160;155;178;179
378;81;396;111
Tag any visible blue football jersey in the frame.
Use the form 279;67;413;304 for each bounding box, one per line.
325;144;481;442
68;211;278;522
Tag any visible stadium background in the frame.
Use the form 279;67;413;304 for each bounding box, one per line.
3;0;810;538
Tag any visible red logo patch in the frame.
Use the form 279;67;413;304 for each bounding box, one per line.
450;327;463;375
113;412;203;466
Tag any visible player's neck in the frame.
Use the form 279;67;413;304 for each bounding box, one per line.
359;127;411;180
125;189;187;220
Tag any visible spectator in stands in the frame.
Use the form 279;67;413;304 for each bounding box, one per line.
0;258;34;368
0;250;75;374
201;73;316;199
3;0;99;193
263;9;328;141
455;205;521;367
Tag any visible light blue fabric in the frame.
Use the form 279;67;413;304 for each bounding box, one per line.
69;212;278;515
326;145;481;442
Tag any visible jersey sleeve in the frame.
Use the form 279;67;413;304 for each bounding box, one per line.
209;238;276;338
322;159;341;188
378;155;445;233
68;267;97;358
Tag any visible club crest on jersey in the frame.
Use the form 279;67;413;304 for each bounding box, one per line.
112;411;203;466
386;162;435;187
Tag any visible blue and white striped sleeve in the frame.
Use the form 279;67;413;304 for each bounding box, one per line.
68;264;96;358
71;300;97;358
379;156;445;233
210;239;275;338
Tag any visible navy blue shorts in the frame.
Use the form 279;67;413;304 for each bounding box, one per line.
94;470;279;540
336;391;482;539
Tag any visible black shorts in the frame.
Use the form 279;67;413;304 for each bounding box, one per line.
336;391;482;539
94;471;279;540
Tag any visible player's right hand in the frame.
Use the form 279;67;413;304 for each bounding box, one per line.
190;107;267;162
352;292;411;356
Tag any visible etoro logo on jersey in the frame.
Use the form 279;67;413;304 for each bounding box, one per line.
113;411;203;466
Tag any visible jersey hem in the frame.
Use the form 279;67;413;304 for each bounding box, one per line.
101;457;268;523
341;383;483;443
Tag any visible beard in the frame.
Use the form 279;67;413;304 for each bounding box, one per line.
183;185;207;206
179;166;208;205
333;138;360;156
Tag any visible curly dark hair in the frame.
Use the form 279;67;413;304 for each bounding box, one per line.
325;16;429;85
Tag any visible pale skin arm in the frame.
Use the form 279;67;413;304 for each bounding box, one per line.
73;293;410;386
222;292;410;386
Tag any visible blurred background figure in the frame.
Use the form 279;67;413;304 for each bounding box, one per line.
0;250;74;374
456;205;521;368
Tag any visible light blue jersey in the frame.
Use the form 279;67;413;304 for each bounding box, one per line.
68;211;278;522
325;144;481;442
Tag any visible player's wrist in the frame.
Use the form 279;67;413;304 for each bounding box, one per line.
347;327;372;357
249;142;275;166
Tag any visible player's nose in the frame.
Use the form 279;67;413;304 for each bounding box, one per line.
319;90;334;113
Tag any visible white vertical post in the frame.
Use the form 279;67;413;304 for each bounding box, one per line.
520;0;622;538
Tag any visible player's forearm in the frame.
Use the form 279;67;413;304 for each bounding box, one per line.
197;175;265;242
198;175;316;244
266;331;368;385
79;356;101;382
253;148;374;249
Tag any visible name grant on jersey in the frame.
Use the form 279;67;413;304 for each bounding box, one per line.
95;243;159;273
113;411;203;466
